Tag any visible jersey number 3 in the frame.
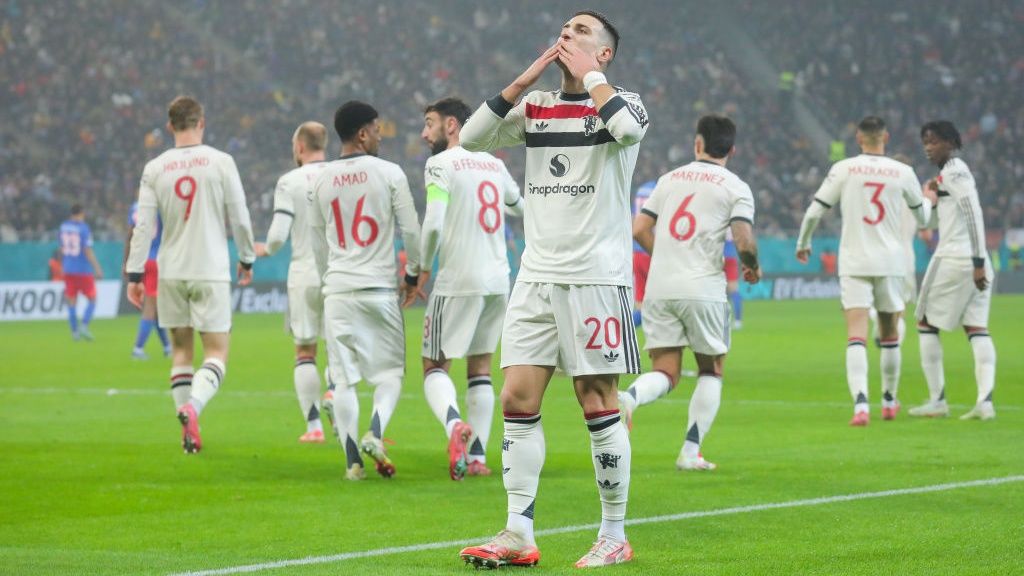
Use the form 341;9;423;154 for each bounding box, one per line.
863;182;886;225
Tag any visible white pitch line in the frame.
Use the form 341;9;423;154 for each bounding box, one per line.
169;474;1024;576
1;387;1017;411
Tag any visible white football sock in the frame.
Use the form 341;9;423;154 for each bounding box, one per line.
918;330;946;403
332;384;361;468
503;412;544;546
897;315;906;345
369;377;401;439
626;370;672;408
682;374;722;460
424;369;460;438
969;332;996;406
170;366;193;411
294;356;322;431
466;375;494;463
879;340;901;406
846;339;869;413
190;358;225;415
587;410;630;541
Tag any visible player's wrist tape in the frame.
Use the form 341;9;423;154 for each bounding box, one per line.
583;71;607;92
127;272;143;283
239;261;253;271
972;257;985;269
405;274;418;287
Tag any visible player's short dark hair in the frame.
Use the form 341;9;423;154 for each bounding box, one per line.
70;204;83;216
696;115;736;159
857;116;886;135
920;120;962;149
573;10;619;59
167;96;204;131
424;97;472;127
334;101;379;142
294;122;327;152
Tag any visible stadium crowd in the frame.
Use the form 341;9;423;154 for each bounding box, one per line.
0;0;1020;241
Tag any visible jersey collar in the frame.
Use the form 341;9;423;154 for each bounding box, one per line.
559;91;591;102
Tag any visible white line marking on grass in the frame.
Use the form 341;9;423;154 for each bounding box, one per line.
169;475;1024;576
3;387;1018;411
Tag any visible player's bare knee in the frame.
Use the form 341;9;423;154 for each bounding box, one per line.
295;343;317;360
422;356;449;375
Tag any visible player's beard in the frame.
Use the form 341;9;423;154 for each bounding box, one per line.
431;136;448;156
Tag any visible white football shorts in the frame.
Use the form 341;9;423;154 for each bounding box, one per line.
641;298;731;356
839;276;905;313
158;279;232;333
422;293;507;361
286;283;323;345
916;257;992;332
500;282;640;377
323;290;405;387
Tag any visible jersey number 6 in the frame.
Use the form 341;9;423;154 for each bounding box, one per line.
669;193;697;241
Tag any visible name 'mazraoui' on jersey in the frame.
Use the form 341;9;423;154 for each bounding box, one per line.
422;146;522;296
812;154;927;277
461;87;648;286
309;153;421;295
128;144;255;282
272;161;329;288
642;161;755;302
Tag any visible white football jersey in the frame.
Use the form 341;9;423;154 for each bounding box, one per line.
462;88;648;286
422;146;521;296
931;158;986;262
272;161;329;287
642;161;755;302
813;154;927;277
309;153;421;295
901;191;921;276
128;144;255;281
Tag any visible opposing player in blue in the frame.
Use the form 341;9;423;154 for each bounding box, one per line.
631;180;655;327
59;204;104;340
125;201;170;359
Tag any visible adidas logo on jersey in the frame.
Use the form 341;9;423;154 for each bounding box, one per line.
535;121;549;131
603;350;620;363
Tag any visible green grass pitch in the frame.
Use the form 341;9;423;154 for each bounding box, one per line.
1;297;1021;575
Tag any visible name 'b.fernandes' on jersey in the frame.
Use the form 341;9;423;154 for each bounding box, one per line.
264;161;329;288
461;87;648;286
309;153;421;295
127;144;256;281
421;146;522;296
798;154;930;277
642;161;755;302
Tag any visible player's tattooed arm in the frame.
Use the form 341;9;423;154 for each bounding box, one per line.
731;220;762;284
